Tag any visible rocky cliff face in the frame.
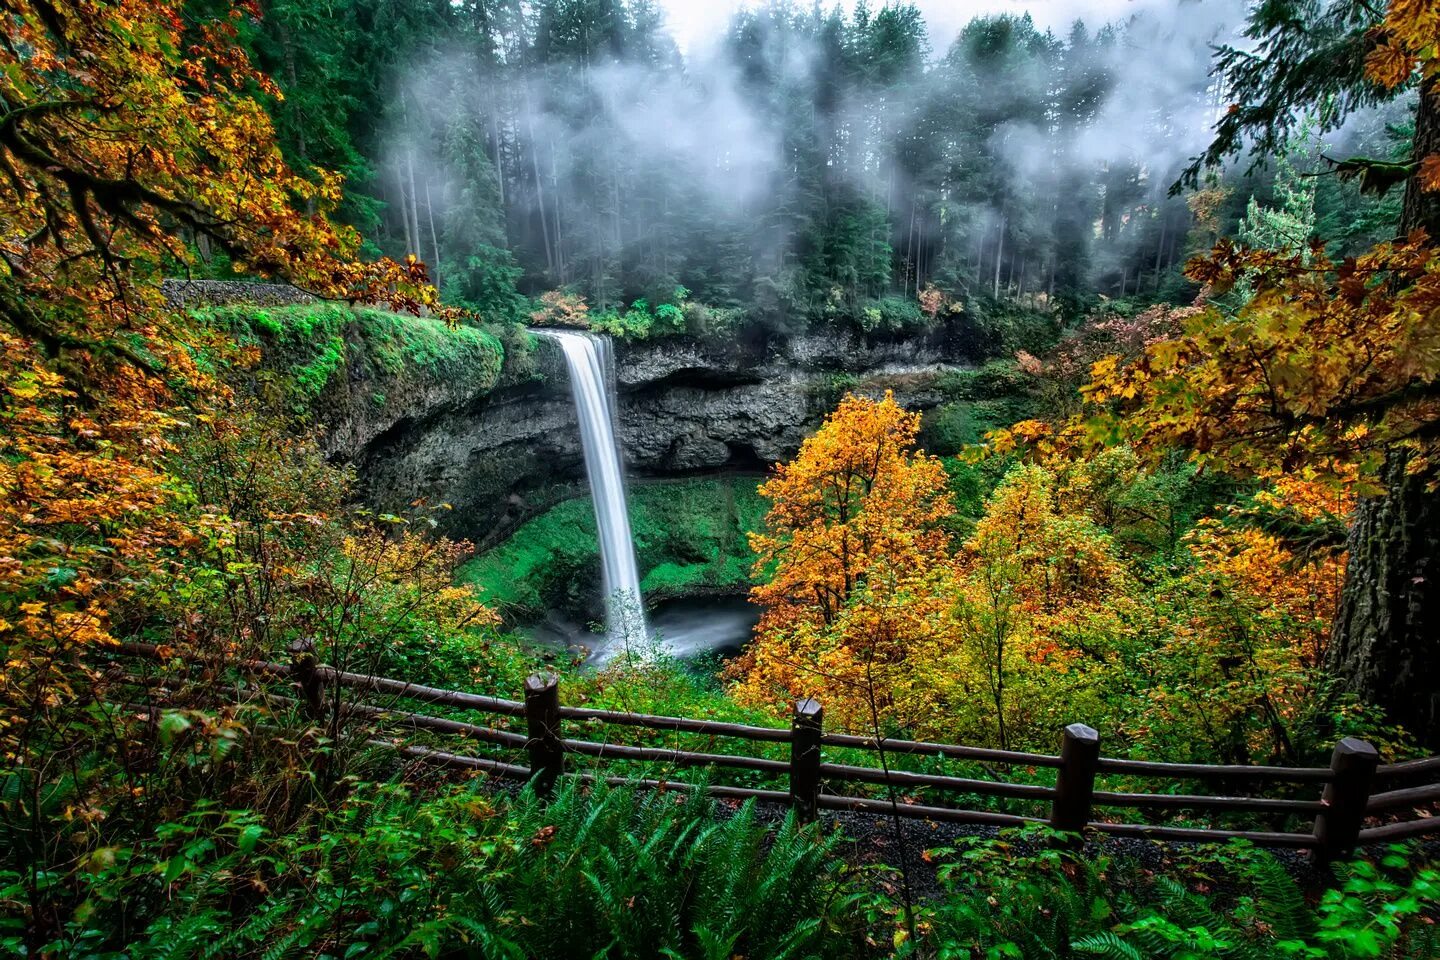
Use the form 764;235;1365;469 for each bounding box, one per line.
162;282;974;547
352;329;971;546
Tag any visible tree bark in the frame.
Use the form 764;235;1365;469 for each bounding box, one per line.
1401;73;1440;243
993;214;1005;299
1330;449;1440;745
523;83;554;278
406;150;421;258
425;178;442;291
398;167;415;256
1153;209;1167;292
1329;74;1440;747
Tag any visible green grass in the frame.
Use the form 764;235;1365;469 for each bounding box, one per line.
457;476;767;620
193;303;505;399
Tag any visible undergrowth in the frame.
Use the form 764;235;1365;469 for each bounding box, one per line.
1;772;858;959
890;826;1440;959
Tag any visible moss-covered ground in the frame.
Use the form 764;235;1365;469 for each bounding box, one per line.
193;303;506;400
457;475;767;620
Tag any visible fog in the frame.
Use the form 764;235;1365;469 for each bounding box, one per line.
377;0;1400;311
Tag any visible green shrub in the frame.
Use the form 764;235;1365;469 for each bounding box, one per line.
192;303;505;405
810;372;862;410
895;830;1440;960
2;776;859;959
590;289;691;340
654;301;686;335
858;296;928;333
934;359;1034;402
957;297;1063;357
683;301;747;338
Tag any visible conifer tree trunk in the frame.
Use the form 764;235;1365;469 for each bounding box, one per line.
1330;449;1440;744
1329;75;1440;747
406;151;421;257
398;167;415;256
551;144;565;285
993;215;1005;299
425;179;442;290
489;107;506;211
1153;212;1167;292
523;84;554;278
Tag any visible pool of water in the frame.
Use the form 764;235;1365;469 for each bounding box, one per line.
523;595;759;668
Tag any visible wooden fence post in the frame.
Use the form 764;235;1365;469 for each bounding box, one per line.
1313;737;1378;863
1050;723;1100;837
525;673;564;796
790;697;823;822
288;638;324;720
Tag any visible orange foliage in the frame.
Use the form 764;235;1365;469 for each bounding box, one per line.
729;392;955;728
1365;0;1440;96
0;0;445;347
531;290;591;328
1070;0;1440;489
1071;238;1440;492
963;463;1128;614
918;284;948;319
1126;475;1350;763
0;0;471;751
947;462;1133;746
1186;519;1341;671
0;329;203;723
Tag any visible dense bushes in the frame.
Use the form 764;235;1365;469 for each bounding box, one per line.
590;296;688;340
6;659;1432;959
533;281;1071;351
858;296;929;333
907;829;1440;959
920;359;1042;456
1;772;856;959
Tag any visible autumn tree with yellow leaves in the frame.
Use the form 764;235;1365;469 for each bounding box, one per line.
949;462;1132;748
991;0;1440;746
0;0;451;670
0;6;504;946
729;392;956;730
736;396;1136;748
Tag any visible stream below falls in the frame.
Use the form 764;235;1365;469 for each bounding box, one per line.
522;596;759;669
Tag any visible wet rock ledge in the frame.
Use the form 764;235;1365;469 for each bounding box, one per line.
354;328;977;546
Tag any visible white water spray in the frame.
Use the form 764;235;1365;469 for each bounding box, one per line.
536;330;649;646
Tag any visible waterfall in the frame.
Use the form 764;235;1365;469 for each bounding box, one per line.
536;330;649;645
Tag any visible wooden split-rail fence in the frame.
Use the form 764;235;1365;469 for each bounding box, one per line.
110;641;1440;862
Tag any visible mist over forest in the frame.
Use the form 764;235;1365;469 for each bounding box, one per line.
244;0;1411;335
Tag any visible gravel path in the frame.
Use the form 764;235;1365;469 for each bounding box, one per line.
727;797;1439;902
801;806;1326;901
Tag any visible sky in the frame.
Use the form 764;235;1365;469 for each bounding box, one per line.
658;0;1174;54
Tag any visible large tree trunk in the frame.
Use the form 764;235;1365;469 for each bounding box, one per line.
1329;75;1440;747
1330;449;1440;744
1401;74;1440;242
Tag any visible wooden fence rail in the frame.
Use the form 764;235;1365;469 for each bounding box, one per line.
109;642;1440;861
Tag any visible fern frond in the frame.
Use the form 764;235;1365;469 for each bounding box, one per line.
1072;931;1144;960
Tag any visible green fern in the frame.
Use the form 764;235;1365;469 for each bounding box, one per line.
1252;855;1309;943
202;899;295;960
1073;931;1145;960
919;833;1440;960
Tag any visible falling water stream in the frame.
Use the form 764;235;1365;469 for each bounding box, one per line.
535;329;650;648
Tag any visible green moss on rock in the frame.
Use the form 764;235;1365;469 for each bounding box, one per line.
193;303;505;400
457;476;767;621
